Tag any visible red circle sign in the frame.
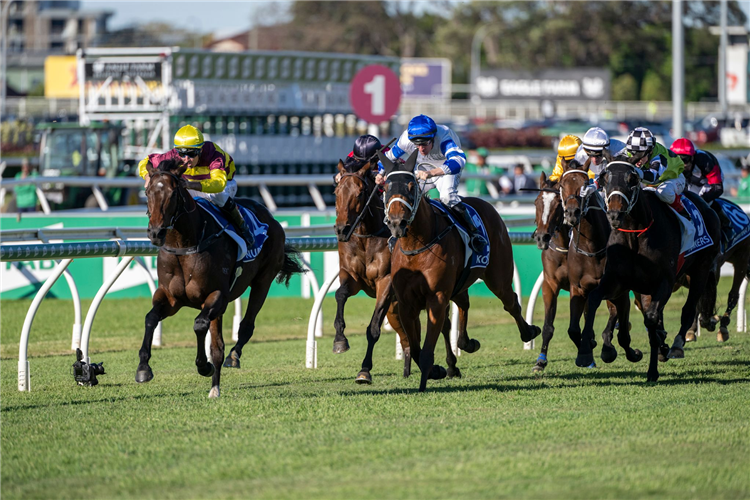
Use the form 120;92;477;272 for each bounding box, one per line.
349;64;401;123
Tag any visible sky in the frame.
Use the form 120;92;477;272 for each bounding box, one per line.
83;0;750;38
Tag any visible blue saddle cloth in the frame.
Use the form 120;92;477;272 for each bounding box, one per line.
682;196;714;257
194;198;269;262
427;199;490;269
714;198;750;252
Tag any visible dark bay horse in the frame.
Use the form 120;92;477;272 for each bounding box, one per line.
558;160;641;365
333;158;456;383
380;150;540;392
139;159;304;397
530;168;627;372
578;160;720;382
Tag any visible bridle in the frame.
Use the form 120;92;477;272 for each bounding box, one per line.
384;169;424;227
560;168;607;257
336;171;383;241
603;163;640;216
146;171;196;232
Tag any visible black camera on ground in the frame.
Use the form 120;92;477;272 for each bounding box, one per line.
72;348;105;386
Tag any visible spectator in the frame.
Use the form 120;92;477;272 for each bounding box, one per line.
499;172;514;196
14;158;38;213
513;164;537;193
734;165;750;199
464;147;490;196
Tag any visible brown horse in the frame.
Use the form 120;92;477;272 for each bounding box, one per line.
138;159;305;397
578;159;720;382
379;150;540;392
333;158;457;383
558;160;642;365
531;171;622;372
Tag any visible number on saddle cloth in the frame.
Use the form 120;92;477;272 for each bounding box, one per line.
715;198;750;251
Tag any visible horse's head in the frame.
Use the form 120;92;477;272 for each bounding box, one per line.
145;159;189;246
533;171;562;250
560;158;591;227
334;158;375;242
379;149;419;239
599;157;642;229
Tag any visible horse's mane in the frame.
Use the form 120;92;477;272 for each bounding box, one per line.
156;158;182;173
611;153;632;164
342;156;370;173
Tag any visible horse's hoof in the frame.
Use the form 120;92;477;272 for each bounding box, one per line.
521;325;541;343
685;330;697;343
717;327;729;343
447;366;462;379
532;360;547;373
198;363;215;377
208;386;220;398
428;365;448;380
575;352;594;368
667;347;684;359
646;371;660;383
459;339;481;354
403;368;411;379
626;349;643;363
658;347;669;363
600;345;618;364
355;371;372;384
223;351;240;369
332;340;350;354
135;366;153;384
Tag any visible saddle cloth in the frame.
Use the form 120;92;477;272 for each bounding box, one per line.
194;198;269;262
714;198;750;252
427;199;490;270
672;195;713;257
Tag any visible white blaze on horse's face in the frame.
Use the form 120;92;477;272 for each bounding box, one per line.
541;192;556;225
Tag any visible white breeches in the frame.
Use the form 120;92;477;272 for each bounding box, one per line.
423;171;462;207
643;174;686;204
188;179;238;208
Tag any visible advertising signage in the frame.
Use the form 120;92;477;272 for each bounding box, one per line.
85;61;162;81
400;58;451;100
476;68;610;101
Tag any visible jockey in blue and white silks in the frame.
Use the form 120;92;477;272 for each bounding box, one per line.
376;114;487;252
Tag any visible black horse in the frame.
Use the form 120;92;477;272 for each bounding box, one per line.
139;159;305;397
577;160;720;382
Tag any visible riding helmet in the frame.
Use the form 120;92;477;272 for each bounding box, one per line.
626;127;655;152
558;135;582;160
582;127;610;151
352;134;382;161
670;137;696;157
407;115;438;144
174;125;205;149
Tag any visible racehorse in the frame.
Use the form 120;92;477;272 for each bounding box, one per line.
138;159;305;397
333;158;458;383
685;198;750;343
577;159;720;382
380;150;540;392
558;160;642;365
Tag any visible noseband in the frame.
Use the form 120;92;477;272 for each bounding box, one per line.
384;170;423;227
560;169;591;214
603;165;640;216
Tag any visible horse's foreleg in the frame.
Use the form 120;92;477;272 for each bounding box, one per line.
569;291;595;367
644;282;670;382
686;311;700;342
440;312;460;378
576;284;606;368
224;274;275;369
333;271;360;354
534;280;559;372
419;293;449;392
719;262;746;341
386;302;411;378
485;266;540;343
194;290;227;382
454;291;480;354
612;294;642;363
356;277;393;384
671;272;710;358
600;299;619;364
137;287;180;383
208;316;224;398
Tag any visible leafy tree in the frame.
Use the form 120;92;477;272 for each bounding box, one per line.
612;74;639;101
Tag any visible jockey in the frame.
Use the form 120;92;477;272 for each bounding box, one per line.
549;135;589;182
375;114;487;252
138;124;255;249
625;127;689;221
670;137;732;239
578;127;627;198
334;134;387;184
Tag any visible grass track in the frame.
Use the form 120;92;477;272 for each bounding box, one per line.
1;285;749;500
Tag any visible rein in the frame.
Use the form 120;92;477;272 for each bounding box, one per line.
399;208;454;256
560;169;607;257
338;172;385;241
603;164;655;238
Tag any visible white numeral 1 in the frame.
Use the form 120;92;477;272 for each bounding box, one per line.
364;75;385;116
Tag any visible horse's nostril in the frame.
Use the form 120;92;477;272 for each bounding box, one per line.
542;233;551;242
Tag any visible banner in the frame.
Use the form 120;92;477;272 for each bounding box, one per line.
476;68;610;100
726;45;748;105
400;58;451;100
44;56;79;98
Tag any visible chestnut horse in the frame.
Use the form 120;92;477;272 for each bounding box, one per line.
578;159;720;382
333;158;457;383
139;159;305;397
380;150;540;392
530;171;622;372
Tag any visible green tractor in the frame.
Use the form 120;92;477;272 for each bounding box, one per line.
37;122;138;209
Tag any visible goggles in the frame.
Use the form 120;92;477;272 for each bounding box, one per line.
176;148;201;158
584;148;603;158
410;137;434;146
679;154;694;165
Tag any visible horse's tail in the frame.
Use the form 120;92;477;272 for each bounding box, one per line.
276;244;307;286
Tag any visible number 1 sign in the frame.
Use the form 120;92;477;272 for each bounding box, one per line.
349;65;401;123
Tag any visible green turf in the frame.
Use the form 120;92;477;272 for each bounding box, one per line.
1;286;749;500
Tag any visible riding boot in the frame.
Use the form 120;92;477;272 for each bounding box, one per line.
222;198;255;250
452;202;487;252
669;196;691;221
